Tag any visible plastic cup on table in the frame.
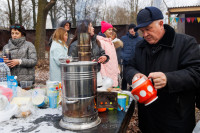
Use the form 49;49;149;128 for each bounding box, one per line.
117;95;126;111
118;93;130;106
48;90;58;108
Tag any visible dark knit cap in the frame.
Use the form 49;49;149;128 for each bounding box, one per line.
134;6;163;31
128;24;136;30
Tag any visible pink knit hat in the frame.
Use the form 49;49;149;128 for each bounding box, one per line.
101;21;113;33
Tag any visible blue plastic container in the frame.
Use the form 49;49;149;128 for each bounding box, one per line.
48;90;58;108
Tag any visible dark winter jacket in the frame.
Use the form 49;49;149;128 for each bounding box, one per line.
68;34;109;71
3;37;37;83
98;32;106;37
121;32;143;66
125;24;200;133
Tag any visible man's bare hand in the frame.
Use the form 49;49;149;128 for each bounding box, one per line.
148;72;167;89
132;73;148;83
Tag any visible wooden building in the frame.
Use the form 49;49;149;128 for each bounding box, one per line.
167;5;200;44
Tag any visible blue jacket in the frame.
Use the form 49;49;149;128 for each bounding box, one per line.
121;32;143;65
50;40;68;82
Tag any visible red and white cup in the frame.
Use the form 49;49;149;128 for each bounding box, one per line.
131;77;158;106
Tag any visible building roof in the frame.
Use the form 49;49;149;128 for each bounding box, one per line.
168;5;200;14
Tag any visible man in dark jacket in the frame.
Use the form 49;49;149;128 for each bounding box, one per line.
121;24;143;90
125;6;200;133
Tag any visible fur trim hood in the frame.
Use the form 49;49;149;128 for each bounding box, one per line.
112;38;123;49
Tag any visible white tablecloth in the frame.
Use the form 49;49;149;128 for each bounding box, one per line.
0;106;75;133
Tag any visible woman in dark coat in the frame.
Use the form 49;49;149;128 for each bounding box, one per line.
68;19;109;87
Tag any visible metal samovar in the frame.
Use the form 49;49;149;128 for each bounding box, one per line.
59;33;101;130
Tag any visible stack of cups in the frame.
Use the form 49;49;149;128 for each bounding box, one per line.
48;89;58;108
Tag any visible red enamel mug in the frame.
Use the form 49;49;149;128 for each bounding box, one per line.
131;77;158;106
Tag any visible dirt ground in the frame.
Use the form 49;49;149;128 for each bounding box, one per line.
35;59;200;133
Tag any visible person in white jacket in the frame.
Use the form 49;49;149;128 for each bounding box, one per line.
49;27;68;82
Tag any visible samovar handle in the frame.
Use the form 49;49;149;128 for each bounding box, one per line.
64;97;79;104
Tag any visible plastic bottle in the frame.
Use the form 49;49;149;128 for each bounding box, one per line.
7;76;18;98
0;58;11;83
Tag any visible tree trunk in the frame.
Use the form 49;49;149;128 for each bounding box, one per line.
31;0;37;29
7;0;15;25
135;0;139;16
68;0;76;27
11;0;15;25
130;0;135;23
18;0;23;25
49;5;57;28
63;0;68;19
7;0;12;25
35;0;56;59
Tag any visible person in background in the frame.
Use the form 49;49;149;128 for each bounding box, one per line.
68;19;109;87
111;27;123;88
125;6;200;133
49;20;74;46
3;24;37;83
59;20;74;46
97;21;120;87
49;27;68;82
121;24;143;90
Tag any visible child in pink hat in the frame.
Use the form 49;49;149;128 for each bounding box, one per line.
97;21;120;87
101;21;113;33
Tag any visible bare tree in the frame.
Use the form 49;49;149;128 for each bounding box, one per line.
105;6;130;25
0;8;9;28
68;0;76;27
11;0;15;25
103;0;107;20
35;0;57;59
91;1;102;26
31;0;37;29
62;0;68;19
7;0;15;25
135;0;139;24
128;0;135;23
18;0;23;25
22;1;33;29
75;0;103;26
123;0;139;24
49;1;62;28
